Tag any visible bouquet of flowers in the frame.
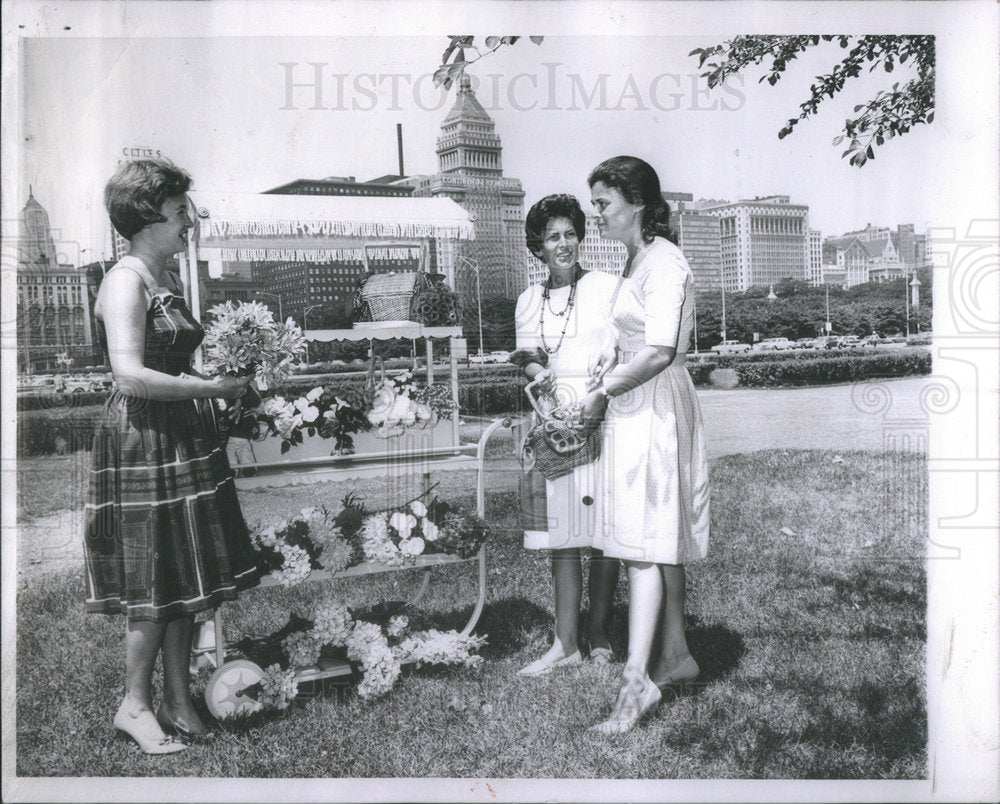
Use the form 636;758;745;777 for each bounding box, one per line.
257;387;371;454
202;301;306;388
240;599;488;708
248;493;491;586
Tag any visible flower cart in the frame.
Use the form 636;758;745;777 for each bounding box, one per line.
176;191;500;715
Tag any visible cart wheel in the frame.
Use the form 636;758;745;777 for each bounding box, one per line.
204;659;265;719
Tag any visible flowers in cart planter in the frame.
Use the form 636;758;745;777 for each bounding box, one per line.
258;388;371;455
202;301;306;387
250;495;491;585
250;507;352;586
367;370;458;439
239;599;488;708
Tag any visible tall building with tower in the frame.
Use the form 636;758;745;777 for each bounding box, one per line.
400;75;527;303
16;188;95;372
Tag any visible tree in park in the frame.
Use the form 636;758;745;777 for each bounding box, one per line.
690;35;935;167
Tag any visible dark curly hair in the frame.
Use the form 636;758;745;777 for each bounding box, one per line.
104;158;192;239
524;194;586;258
587;155;677;244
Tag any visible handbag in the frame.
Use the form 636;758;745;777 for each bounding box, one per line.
521;378;602;481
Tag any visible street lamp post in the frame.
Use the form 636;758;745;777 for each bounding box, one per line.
707;261;727;342
303;304;323;365
903;270;910;337
255;291;284;323
825;284;831;334
692;294;699;355
457;256;484;356
909;274;921;335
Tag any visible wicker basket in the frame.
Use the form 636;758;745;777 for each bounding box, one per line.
359;272;425;322
521;379;601;481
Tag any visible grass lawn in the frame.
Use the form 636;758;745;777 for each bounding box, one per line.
15;449;926;779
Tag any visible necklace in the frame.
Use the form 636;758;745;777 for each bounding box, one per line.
539;265;582;355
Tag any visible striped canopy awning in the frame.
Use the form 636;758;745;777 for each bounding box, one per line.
187;191;476;259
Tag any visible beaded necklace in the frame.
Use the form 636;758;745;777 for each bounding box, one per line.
539;265;583;355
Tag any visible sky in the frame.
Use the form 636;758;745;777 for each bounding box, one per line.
18;30;941;264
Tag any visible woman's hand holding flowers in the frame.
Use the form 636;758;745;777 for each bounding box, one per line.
212;374;254;400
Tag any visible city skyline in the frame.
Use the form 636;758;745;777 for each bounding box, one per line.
17;32;943;265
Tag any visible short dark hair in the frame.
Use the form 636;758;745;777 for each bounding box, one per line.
587;155;676;244
524;194;586;258
104;158;192;239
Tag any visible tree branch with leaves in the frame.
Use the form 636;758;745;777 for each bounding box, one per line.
433;36;544;90
690;35;935;167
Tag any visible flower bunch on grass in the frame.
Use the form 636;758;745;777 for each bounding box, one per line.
248;599;487;707
202;301;306;388
250;495;491;586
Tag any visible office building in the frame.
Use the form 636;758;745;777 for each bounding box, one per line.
700;195;810;291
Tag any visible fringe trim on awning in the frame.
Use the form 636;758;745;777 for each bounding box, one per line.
205;219;474;241
216;246;426;263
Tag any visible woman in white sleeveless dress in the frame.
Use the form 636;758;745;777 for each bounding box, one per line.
511;194;621;676
580;157;711;733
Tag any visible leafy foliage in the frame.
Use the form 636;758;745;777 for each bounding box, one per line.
690;35;935;166
692;271;932;348
434;36;544;89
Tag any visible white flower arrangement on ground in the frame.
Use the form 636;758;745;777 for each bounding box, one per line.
202;300;306;388
250;598;487;708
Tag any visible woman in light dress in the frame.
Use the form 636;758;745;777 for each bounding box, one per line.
580;156;711;733
511;194;621;675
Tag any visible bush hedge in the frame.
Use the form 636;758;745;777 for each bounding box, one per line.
17;349;930;456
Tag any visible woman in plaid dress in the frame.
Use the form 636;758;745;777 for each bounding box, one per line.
84;159;259;753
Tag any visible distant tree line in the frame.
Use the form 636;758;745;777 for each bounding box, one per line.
691;269;932;349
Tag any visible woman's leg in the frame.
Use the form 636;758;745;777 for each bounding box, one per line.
115;618;187;751
650;563;698;685
123;618;167;712
160;615;210;734
551;547;583;654
586;549;619;652
518;548;583;674
592;561;663;731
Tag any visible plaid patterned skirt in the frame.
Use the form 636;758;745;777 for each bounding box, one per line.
84;391;260;622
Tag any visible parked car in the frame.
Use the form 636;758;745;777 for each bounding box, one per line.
812;336;840;350
839;335;863;349
794;338;816;350
468;351;510;364
710;339;752;355
755;337;794;351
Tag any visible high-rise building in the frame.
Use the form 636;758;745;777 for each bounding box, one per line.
701;195;810;291
16;189;95;372
670;192;723;293
400;76;527;303
807;229;824;286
